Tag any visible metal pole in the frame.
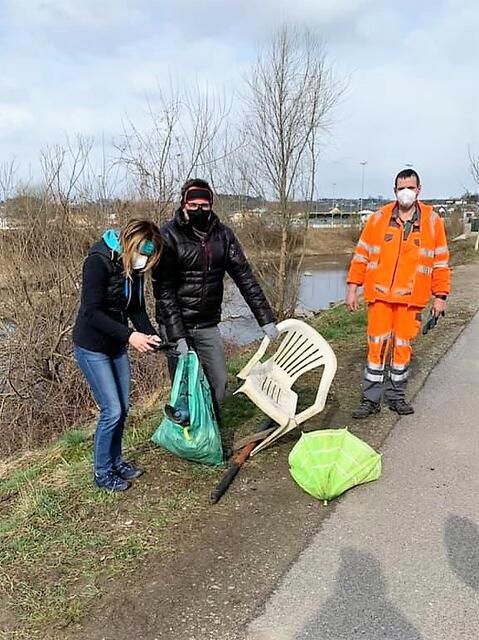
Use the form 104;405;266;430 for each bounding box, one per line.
332;182;336;227
360;161;367;212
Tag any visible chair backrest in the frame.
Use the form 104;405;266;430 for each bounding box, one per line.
236;319;338;454
270;319;335;385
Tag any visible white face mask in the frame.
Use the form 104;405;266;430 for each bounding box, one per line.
132;253;148;271
396;188;417;208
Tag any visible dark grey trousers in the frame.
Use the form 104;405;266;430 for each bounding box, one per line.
166;325;228;416
362;371;408;404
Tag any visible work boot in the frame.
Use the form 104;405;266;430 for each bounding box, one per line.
94;471;131;492
114;461;145;480
352;399;381;419
388;399;414;415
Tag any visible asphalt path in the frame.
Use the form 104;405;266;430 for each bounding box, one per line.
247;312;479;640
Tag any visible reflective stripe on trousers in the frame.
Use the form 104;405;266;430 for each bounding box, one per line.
362;301;422;403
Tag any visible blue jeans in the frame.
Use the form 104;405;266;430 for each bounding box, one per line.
74;345;130;476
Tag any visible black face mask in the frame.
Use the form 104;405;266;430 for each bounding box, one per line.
188;209;211;231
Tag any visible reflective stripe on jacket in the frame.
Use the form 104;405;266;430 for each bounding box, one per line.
347;201;450;307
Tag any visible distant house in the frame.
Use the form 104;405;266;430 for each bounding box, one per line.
359;209;375;225
229;210;258;226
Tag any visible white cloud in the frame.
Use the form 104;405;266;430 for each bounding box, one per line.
0;105;34;140
0;0;477;196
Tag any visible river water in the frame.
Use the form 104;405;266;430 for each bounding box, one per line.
220;254;350;345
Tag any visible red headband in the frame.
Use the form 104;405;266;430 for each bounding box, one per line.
183;187;213;205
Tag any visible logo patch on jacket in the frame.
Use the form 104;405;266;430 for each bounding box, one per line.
384;233;393;242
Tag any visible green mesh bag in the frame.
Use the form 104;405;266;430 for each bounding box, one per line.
289;428;381;502
151;352;223;466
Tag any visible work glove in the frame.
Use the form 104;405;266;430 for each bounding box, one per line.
175;338;189;356
422;310;445;335
262;323;279;341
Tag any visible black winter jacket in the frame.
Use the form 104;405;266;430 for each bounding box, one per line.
73;237;156;355
153;209;275;341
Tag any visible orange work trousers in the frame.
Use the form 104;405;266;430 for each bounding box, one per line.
362;301;422;403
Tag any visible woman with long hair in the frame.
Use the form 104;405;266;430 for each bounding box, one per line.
73;218;163;492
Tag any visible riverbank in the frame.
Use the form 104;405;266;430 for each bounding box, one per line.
239;225;356;259
1;243;478;640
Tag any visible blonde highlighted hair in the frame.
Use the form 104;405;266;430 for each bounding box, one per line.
119;218;163;278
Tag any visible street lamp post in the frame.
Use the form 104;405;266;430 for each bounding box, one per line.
331;182;337;227
359;161;367;213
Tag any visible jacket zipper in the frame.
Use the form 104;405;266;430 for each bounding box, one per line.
200;239;209;308
389;223;403;292
124;277;133;319
139;276;143;306
389;209;420;293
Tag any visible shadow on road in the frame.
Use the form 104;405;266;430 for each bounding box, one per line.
295;547;423;640
445;515;479;591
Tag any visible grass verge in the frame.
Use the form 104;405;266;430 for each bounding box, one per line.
0;329;287;637
2;240;478;637
0;401;225;638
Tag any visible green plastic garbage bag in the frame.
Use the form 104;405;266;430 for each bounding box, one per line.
151;351;223;466
289;428;381;501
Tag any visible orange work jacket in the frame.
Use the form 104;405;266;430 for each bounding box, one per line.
347;201;450;308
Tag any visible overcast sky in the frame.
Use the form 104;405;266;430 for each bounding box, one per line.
0;0;478;198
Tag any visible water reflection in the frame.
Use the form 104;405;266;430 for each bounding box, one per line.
296;255;350;313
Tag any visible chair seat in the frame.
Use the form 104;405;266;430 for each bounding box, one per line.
234;319;337;454
235;368;298;428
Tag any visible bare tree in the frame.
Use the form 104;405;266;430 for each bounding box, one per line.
470;147;479;187
240;25;342;318
116;82;229;222
469;147;479;250
0;138;166;455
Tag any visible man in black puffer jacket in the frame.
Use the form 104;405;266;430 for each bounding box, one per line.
153;178;278;414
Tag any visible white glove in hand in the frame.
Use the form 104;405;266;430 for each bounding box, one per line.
176;338;189;356
262;323;279;341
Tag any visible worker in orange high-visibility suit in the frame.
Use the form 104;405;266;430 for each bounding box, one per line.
346;168;450;418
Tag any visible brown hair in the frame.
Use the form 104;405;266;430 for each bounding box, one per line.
119;218;163;278
180;178;213;206
395;169;421;188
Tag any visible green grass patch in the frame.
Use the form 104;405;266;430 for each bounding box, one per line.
450;237;479;265
0;454;206;634
311;304;366;341
0;395;210;636
0;464;45;497
227;350;253;376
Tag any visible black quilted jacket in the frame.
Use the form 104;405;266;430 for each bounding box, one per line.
153;209;275;341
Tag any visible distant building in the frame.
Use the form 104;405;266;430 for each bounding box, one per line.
359;209;375;225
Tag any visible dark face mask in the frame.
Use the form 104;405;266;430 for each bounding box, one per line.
188;208;211;231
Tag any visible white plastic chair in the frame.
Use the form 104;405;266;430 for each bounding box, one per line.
235;319;337;455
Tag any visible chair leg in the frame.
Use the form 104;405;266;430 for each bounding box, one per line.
250;422;297;455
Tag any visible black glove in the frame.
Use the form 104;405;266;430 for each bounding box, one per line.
422;311;445;335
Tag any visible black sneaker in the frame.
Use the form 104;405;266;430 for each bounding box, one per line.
388;399;414;415
114;461;145;480
94;471;130;492
352;399;381;419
